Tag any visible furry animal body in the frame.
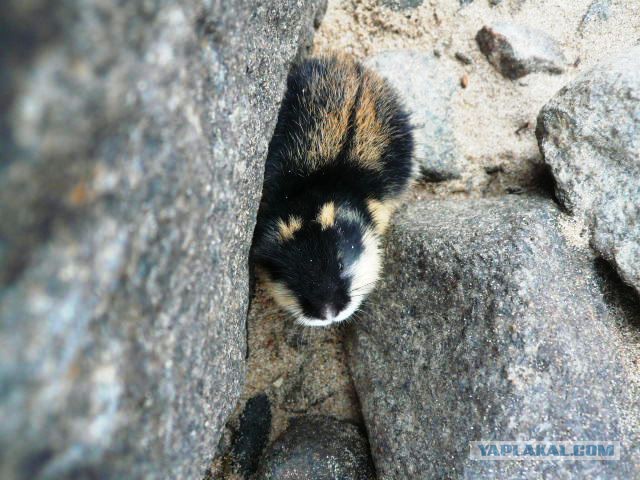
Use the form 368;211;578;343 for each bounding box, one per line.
252;55;415;327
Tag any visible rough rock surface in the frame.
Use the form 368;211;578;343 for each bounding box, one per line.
476;23;567;79
537;46;640;295
579;0;612;33
366;51;465;181
348;196;639;479
381;0;424;10
255;416;375;480
0;1;324;478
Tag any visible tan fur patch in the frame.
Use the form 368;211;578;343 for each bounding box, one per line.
353;71;390;172
257;268;303;316
309;103;352;163
305;55;359;168
265;279;299;310
317;202;336;230
287;56;399;173
367;198;397;235
277;215;303;242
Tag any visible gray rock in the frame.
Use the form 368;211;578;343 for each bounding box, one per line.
348;196;639;479
454;51;473;65
255;416;375;480
579;0;612;33
295;0;329;60
537;46;640;295
366;51;465;181
476;23;567;79
381;0;424;10
0;1;324;479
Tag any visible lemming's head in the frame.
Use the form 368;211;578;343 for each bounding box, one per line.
253;201;381;327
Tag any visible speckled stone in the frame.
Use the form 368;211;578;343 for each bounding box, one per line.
579;0;612;33
0;0;325;478
255;416;375;480
381;0;424;10
537;46;640;296
348;196;639;479
476;23;567;79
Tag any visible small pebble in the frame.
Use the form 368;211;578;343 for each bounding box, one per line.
515;121;531;135
476;23;567;79
455;52;473;65
485;165;504;174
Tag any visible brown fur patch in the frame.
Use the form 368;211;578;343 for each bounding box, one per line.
306;56;360;167
277;215;303;241
367;198;397;235
352;71;391;172
257;267;302;314
287;55;404;177
317;201;336;230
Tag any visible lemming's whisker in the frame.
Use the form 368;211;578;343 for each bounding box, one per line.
351;281;378;291
356;305;374;317
352;285;378;294
350;287;377;295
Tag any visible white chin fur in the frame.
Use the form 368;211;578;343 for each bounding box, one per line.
295;295;364;327
296;317;335;327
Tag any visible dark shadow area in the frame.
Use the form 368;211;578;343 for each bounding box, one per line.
594;257;640;330
527;162;566;211
230;394;272;477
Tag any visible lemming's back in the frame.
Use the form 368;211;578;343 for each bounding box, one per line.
263;55;414;204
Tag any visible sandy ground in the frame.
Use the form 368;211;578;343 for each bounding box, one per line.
211;285;362;477
238;285;361;432
214;1;640;477
314;0;640;196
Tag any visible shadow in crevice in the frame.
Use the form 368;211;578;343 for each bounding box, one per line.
527;163;566;212
594;257;640;330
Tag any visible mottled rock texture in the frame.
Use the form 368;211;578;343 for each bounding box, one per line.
255;416;375;480
476;23;567;79
366;51;465;181
537;46;640;295
0;0;324;478
580;0;612;33
348;197;639;479
381;0;425;10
